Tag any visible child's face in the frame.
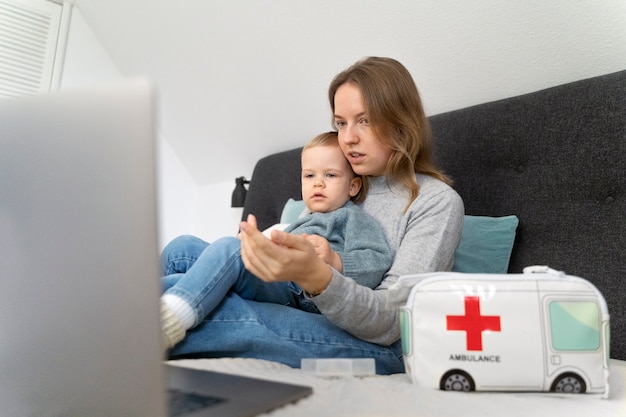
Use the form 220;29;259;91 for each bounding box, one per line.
301;145;361;213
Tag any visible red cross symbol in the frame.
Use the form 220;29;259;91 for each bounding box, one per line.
446;296;501;351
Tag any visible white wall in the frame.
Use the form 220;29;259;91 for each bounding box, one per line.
62;2;626;246
59;7;235;247
58;7;120;89
71;0;626;190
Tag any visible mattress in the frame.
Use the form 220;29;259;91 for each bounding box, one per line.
169;358;626;417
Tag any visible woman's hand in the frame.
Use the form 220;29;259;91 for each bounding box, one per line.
303;234;343;273
239;214;333;295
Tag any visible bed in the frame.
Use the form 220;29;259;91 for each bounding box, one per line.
174;70;626;415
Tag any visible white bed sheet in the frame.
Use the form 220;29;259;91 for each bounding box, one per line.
169;358;625;417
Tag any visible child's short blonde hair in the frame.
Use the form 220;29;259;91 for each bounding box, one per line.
302;131;366;204
303;131;340;151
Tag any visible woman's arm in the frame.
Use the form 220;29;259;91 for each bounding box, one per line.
310;186;464;345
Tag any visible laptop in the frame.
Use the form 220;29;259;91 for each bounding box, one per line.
0;80;312;416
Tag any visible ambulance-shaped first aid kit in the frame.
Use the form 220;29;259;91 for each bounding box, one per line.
390;266;610;397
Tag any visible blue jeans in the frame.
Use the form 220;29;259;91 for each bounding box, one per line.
161;235;405;375
162;235;319;323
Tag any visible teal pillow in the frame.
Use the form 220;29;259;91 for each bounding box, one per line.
452;215;519;274
280;198;306;223
280;200;518;274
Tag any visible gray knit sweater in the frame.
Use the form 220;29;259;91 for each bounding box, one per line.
308;174;464;345
284;201;392;289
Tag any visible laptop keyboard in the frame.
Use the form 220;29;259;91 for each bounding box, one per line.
168;388;226;416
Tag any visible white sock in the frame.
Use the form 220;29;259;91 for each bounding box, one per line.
160;301;186;349
161;294;196;329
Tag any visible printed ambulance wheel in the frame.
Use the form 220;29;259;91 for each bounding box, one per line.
440;370;475;392
550;373;586;394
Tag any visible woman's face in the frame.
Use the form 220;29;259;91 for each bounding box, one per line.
333;83;392;177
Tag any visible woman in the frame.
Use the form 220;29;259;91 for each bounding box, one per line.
165;57;464;374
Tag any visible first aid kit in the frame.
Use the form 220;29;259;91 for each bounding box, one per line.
390;266;610;397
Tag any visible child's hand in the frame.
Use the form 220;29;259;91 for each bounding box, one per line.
304;234;342;273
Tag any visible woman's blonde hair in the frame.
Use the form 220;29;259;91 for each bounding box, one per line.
303;131;366;204
328;57;451;208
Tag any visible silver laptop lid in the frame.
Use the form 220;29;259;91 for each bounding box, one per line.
0;81;166;416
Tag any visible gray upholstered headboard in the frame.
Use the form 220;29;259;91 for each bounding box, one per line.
242;70;626;360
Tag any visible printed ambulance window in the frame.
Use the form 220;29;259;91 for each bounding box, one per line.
399;309;411;356
548;301;600;351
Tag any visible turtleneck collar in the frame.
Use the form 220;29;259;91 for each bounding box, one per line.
367;175;409;196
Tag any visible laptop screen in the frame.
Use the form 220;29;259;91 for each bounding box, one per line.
0;81;167;416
